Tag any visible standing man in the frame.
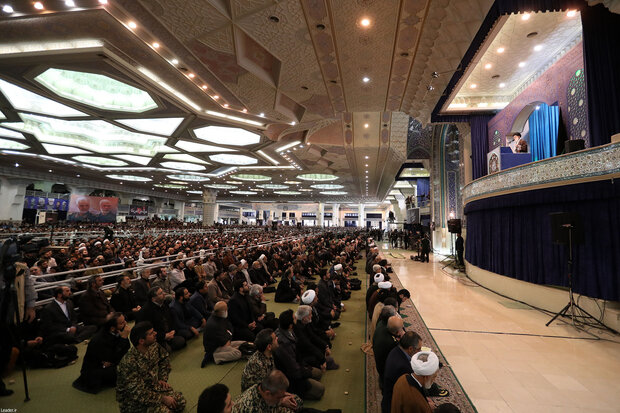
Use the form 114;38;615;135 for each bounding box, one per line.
509;132;528;153
116;321;186;413
455;233;464;267
420;234;431;263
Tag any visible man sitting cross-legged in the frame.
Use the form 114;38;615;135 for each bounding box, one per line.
241;329;278;392
233;369;301;413
202;301;244;366
116;321;186;413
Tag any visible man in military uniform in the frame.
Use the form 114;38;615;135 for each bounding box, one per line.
116;321;186;413
241;329;278;391
233;370;301;413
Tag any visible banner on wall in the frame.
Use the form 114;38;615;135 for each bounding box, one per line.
129;205;149;216
24;196;69;211
67;195;118;222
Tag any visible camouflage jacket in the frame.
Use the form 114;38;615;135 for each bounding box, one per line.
241;351;274;391
116;344;171;412
233;384;302;413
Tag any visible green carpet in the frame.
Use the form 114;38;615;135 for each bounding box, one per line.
3;266;368;413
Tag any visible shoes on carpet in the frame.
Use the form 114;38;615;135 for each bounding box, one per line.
428;382;449;397
330;322;341;328
0;388;13;397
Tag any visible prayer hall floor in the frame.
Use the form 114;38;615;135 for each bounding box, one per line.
383;243;620;413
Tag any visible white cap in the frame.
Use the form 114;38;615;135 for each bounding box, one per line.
240;259;247;266
334;264;343;271
301;290;316;304
259;254;266;261
378;281;392;289
103;239;109;244
374;273;384;283
410;351;439;376
94;241;101;246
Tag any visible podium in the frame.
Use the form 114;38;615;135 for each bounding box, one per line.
487;147;532;174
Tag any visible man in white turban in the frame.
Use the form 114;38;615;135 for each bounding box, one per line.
390;351;440;413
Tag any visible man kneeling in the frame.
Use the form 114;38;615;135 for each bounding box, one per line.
116;321;186;413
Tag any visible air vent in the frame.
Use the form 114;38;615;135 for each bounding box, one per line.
526;31;538;38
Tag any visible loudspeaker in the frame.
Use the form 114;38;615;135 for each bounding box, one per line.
550;212;584;245
564;139;585;153
447;219;461;234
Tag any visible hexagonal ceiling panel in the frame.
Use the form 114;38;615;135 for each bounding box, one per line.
34;68;159;113
2;113;175;156
117;117;185;136
193;125;261;146
0;78;87;117
209;153;257;165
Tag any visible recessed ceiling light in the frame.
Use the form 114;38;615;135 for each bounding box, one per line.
171;59;178;65
259;113;265;117
518;62;526;68
470;84;477;88
14;162;19;167
364;123;369;128
360;18;370;27
34;2;44;10
365;156;369;159
223;103;229;108
188;73;195;78
533;45;543;51
213;95;219;100
152;42;160;48
521;12;530;20
566;10;577;18
2;5;14;13
362;77;370;83
99;0;108;4
65;0;76;6
499;82;506;88
128;21;137;29
242;108;247;113
201;85;208;90
290;121;296;126
48;169;53;172
477;102;489;107
484;63;492;69
497;47;505;53
365;164;368;167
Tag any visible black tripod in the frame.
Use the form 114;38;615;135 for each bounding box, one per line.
545;223;615;333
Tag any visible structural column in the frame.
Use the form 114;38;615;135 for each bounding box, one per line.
317;202;324;227
332;203;340;226
358;203;365;228
177;201;185;221
0;177;28;222
202;190;217;226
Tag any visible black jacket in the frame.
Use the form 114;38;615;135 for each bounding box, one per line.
274;328;312;395
110;287;138;319
293;322;326;368
39;300;78;338
137;300;174;345
203;314;233;354
275;277;299;303
227;292;254;331
382;346;413;413
80;328;130;374
132;277;151;307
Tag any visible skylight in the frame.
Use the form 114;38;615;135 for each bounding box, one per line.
175;140;237;153
113;154;152;165
106;174;152;182
8;114;174;156
311;184;344;189
320;191;348;195
209;154;258;165
0;127;25;140
257;184;289;189
42;143;90;154
154;183;187;189
230;190;257;195
0;78;87;117
73;156;128;166
274;191;301;195
167;174;210;182
230;174;271;182
35;68;158;113
297;173;338;181
205;184;237;189
193;125;261;146
116;117;184;136
0;138;28;150
163;154;210;164
160;161;206;171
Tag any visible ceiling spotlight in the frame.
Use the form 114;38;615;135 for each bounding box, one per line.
34;2;43;10
426;85;434;91
14;163;19;167
259;113;265;117
518;61;526;68
290;121;296;126
364;123;369;128
522;12;530;20
201;85;208;89
365;156;369;159
152;42;160;48
360;18;371;27
76;174;80;177
497;47;505;53
171;59;179;65
128;21;137;29
223;103;229;108
99;0;108;4
213;95;219;100
470;84;477;89
188;73;195;78
499;82;506;88
362;77;370;83
431;71;439;78
534;45;543;51
48;169;53;172
65;0;76;6
2;5;13;13
365;164;368;167
566;10;577;18
484;63;492;69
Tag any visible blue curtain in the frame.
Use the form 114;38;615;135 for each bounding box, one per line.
470;115;493;180
416;178;430;206
528;103;559;161
464;179;620;301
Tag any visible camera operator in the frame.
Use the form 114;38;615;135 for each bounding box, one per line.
0;240;38;397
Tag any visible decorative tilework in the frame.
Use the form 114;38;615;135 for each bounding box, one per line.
463;142;620;203
406;117;432;159
566;68;589;148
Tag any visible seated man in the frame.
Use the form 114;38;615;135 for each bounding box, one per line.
110;275;141;321
274;310;324;401
132;267;151;308
151;267;173;299
39;286;97;344
73;313;130;394
275;268;301;303
228;280;259;342
137;287;186;352
382;331;422;413
189;280;213;320
391;351;440;413
169;287;206;341
116;322;186;413
233;370;301;413
78;274;113;327
373;315;404;385
203;301;243;366
208;270;231;304
301;289;335;342
293;305;336;371
197;384;233;413
241;329;277;392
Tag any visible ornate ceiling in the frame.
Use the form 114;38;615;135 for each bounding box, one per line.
0;0;494;203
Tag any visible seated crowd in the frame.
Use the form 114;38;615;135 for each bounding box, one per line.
3;222;368;413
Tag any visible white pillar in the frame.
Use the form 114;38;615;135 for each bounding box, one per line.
202;190;217;226
0;177;28;222
317;202;324;227
358;203;365;228
177;201;185;221
332;203;340;226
